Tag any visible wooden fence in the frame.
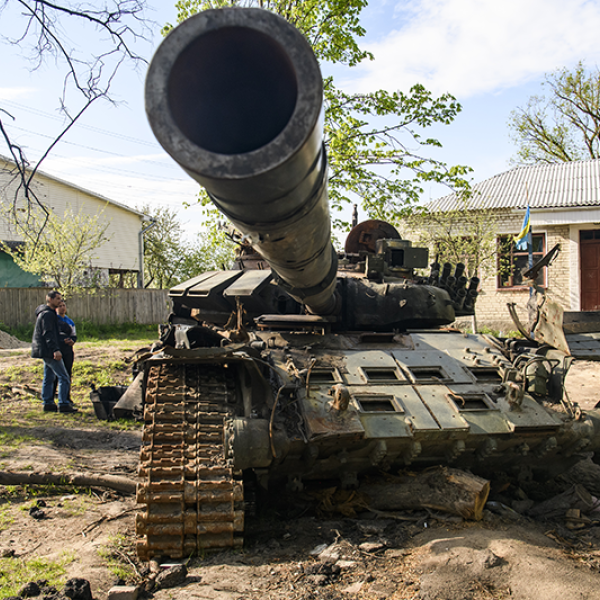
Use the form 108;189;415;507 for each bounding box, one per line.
0;288;170;329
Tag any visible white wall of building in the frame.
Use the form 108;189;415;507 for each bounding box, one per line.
0;157;144;272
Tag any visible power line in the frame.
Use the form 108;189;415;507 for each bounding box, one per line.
2;99;200;202
25;147;190;184
9;125;183;170
1;99;160;148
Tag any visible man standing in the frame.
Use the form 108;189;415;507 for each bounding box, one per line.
31;291;78;414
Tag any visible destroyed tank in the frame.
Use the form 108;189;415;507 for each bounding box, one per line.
135;7;600;560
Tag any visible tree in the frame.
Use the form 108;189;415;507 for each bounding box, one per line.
180;223;237;278
140;204;236;289
141;205;187;289
403;193;499;280
402;192;499;332
509;62;600;164
165;0;471;227
1;204;111;296
0;0;151;221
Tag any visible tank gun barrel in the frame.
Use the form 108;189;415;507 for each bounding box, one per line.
145;8;337;314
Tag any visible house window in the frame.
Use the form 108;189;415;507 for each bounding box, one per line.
581;230;600;241
498;233;545;288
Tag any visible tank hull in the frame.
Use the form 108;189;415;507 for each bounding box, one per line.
136;326;599;559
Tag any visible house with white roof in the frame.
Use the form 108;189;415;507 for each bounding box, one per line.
422;159;600;331
0;155;149;287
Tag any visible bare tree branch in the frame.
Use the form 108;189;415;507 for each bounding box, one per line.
0;0;152;237
509;62;600;164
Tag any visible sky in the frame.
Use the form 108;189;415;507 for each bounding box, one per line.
1;0;600;241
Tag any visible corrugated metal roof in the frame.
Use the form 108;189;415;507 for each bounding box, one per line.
429;158;600;211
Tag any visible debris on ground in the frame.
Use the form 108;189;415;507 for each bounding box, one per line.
2;347;600;599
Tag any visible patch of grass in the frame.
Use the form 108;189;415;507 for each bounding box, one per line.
71;360;130;389
0;485;90;502
108;418;142;431
0;551;75;597
454;323;524;338
0;428;40;448
60;495;89;517
0;322;34;342
0;504;14;531
75;321;158;342
107;359;128;371
478;325;523;338
3;364;43;383
2;350;29;358
1;321;158;343
98;533;139;583
23;408;46;421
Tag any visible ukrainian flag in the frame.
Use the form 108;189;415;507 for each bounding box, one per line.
514;206;530;251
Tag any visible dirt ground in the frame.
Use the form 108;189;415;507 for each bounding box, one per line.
1;343;600;600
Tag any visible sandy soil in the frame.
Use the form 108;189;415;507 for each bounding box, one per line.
0;330;30;350
1;345;600;599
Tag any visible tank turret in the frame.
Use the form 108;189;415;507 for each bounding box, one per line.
144;7;478;330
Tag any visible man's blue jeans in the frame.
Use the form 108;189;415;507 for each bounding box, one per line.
42;357;71;406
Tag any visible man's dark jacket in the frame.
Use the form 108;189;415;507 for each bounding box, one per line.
31;304;61;359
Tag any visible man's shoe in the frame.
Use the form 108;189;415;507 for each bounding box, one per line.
58;404;79;414
43;403;58;412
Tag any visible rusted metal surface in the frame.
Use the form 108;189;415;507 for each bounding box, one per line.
136;363;243;560
533;296;571;355
344;220;400;254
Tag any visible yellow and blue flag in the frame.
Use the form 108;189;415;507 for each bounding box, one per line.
514;206;530;251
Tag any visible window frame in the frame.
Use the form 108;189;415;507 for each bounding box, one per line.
497;232;546;290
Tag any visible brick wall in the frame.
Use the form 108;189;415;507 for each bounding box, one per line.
465;218;571;332
405;210;574;332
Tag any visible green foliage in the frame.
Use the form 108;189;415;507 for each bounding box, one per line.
453;323;523;338
165;0;471;228
0;321;34;342
509;61;600;163
478;325;523;338
97;533;138;583
0;551;74;597
0;428;40;448
73;321;157;342
71;359;129;389
59;496;89;517
140;204;187;289
166;0;372;66
402;192;499;279
0;484;89;500
1;321;157;343
139;204;236;288
2;363;43;382
0;205;111;298
182;220;237;274
324;78;470;225
0;504;15;531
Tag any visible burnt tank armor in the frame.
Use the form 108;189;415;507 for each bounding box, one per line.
136;7;600;560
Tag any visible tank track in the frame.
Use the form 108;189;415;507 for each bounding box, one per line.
136;362;243;560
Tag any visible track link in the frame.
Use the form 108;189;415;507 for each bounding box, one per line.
136;362;243;560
